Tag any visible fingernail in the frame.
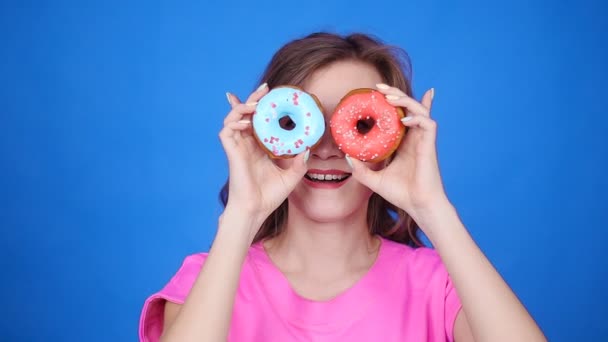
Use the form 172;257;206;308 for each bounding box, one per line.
430;87;435;100
401;116;413;123
226;92;233;105
303;149;310;164
385;94;400;101
256;83;268;92
345;155;354;170
245;101;258;106
376;83;390;90
237;119;251;124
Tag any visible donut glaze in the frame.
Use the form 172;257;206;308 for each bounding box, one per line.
330;88;405;162
252;86;325;158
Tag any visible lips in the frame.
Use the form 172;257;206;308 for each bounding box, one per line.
304;169;352;189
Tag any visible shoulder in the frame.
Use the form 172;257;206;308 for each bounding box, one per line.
149;252;210;304
380;238;449;291
381;237;443;266
139;252;209;341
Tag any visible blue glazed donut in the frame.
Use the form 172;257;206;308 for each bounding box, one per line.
252;86;325;158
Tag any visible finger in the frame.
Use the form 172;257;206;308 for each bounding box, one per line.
420;88;434;113
226;92;250;126
375;83;408;97
226;92;237;109
345;155;382;191
219;121;255;161
223;83;269;124
219;121;249;145
242;83;269;122
227;91;241;107
244;82;269;104
400;115;437;132
219;120;252;141
279;149;310;189
227;120;252;130
223;102;258;125
219;123;238;155
385;93;430;117
229;120;253;142
228;83;269;107
375;84;431;117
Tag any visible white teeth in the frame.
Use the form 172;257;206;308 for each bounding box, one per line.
306;173;349;181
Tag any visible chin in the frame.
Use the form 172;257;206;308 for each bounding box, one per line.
287;182;373;223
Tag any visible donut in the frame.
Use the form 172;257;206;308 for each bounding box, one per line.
252;86;325;158
330;88;405;162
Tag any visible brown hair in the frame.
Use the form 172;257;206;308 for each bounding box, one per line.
219;32;423;247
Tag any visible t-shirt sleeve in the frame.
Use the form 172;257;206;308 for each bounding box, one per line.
444;270;463;342
138;253;207;342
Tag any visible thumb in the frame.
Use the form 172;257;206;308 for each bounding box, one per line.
281;149;310;189
345;155;381;191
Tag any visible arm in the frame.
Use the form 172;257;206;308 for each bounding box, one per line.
159;210;260;342
412;200;547;342
159;83;308;341
345;85;546;341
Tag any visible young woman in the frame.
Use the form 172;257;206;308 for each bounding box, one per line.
139;32;547;341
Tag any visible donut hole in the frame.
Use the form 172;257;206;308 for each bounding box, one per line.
279;115;296;131
356;118;376;135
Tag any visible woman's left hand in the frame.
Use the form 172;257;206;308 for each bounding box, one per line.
346;84;449;217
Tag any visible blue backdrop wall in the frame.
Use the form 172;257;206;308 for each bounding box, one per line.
1;0;606;341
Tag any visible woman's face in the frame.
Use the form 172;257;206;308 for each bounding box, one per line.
275;60;385;223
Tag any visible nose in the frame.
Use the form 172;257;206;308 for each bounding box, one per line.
311;121;344;160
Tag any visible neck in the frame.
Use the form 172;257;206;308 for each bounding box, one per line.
263;202;380;277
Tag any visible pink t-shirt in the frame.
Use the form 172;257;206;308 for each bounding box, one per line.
139;237;462;341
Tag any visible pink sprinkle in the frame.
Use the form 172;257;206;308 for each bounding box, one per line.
287;149;292;153
264;138;268;142
306;112;311;117
265;118;270;122
271;103;276;108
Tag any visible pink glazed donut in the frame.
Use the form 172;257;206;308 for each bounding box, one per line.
330;88;405;162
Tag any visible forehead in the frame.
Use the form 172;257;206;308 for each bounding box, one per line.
302;60;384;115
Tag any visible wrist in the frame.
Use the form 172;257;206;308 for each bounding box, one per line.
408;198;458;241
219;205;266;243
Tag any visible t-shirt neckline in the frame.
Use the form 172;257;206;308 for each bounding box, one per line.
248;236;390;332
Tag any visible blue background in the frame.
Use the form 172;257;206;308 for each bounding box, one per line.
1;0;606;341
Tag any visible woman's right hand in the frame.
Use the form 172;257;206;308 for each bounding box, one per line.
218;83;309;237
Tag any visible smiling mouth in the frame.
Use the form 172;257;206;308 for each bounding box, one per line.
304;172;352;183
